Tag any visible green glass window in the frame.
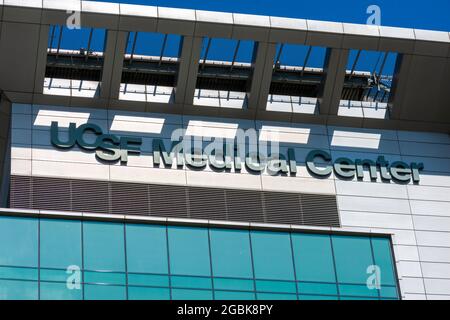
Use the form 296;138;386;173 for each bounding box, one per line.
297;282;337;295
0;279;38;300
84;284;126;300
171;275;212;290
299;294;338;300
371;237;397;286
257;292;297;300
209;229;253;279
168;226;211;277
83;221;125;272
126;224;168;275
127;273;169;287
40;219;82;269
171;289;213;300
215;291;255;300
213;278;254;292
339;284;379;298
0;217;38;268
292;233;336;283
332;235;374;284
255;279;296;294
128;286;170;300
0;215;400;300
0;266;38;281
40;282;82;300
251;231;295;281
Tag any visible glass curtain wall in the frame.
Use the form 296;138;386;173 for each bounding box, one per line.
0;215;399;300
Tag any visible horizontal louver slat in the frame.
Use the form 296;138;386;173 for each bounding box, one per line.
9;175;340;228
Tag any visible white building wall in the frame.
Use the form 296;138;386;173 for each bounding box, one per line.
9;103;450;300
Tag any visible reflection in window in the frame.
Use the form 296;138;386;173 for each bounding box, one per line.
292;233;336;283
168;226;211;277
0;215;400;300
251;231;295;281
332;235;374;285
209;229;253;279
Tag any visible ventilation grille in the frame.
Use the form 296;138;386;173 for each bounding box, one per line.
10;175;340;228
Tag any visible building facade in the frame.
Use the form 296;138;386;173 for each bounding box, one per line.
0;1;449;300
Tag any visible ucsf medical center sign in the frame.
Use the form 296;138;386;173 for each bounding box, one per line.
50;122;424;184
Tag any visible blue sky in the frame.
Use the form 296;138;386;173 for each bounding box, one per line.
94;0;450;32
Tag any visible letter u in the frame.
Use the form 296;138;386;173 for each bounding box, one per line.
50;121;77;149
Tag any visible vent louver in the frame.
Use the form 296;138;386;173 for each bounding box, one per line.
10;175;340;228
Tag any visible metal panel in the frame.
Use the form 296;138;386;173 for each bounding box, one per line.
9;175;341;228
187;186;227;221
72;179;109;214
148;183;189;218
301;193;340;227
225;188;265;223
262;191;303;225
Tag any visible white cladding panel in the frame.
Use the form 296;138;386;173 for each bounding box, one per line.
10;103;450;300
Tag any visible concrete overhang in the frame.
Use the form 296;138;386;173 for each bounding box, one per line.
0;0;448;133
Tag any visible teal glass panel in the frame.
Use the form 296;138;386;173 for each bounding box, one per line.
213;278;254;292
125;224;168;274
299;294;338;300
250;231;294;281
128;273;169;287
0;279;38;300
172;289;213;300
209;229;253;278
371;237;397;286
168;226;211;277
340;296;379;300
84;271;126;285
0;216;38;267
84;284;126;300
40;282;82;300
171;275;212;290
257;292;297;300
40;219;82;269
0;266;38;281
128;286;170;300
297;282;338;295
40;269;71;282
215;291;255;300
292;233;336;282
83;221;125;272
339;284;379;298
255;280;296;294
332;235;374;284
380;286;398;299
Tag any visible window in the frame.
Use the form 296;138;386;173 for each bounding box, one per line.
168;226;211;277
40;219;82;270
332;235;373;284
83;222;125;272
126;224;168;274
0;215;400;300
209;228;253;279
0;217;38;268
83;222;126;289
251;231;295;281
292;233;336;283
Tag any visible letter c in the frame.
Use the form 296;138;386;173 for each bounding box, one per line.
306;150;333;177
75;123;103;150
